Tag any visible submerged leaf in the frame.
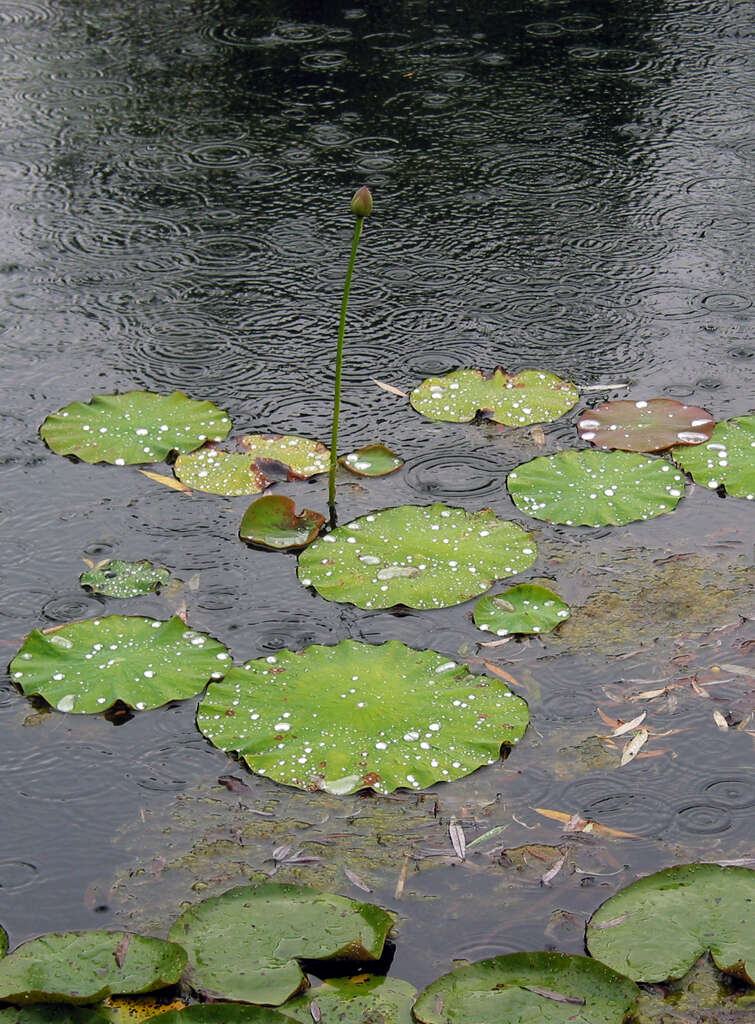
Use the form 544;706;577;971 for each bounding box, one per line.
474;584;570;636
80;560;170;599
672;416;755;499
168;883;394;1006
284;975;417;1024
298;504;537;610
339;444;404;477
410;368;578;425
239;496;325;550
39;391;231;465
10;615;230;713
197;639;529;796
578;399;715;452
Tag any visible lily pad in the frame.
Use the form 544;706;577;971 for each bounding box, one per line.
0;932;186;1005
0;1008;111;1023
284;975;417;1024
80;560;171;598
298;504;537;610
167;883;394;1006
339;445;404;477
507;450;686;526
197;639;529;795
578;399;715;452
10;615;230;713
239;496;324;550
174;435;330;496
586;863;755;984
474;584;570;636
39;391;231;465
672;416;755;499
157;1009;296;1024
412;952;639;1024
410;368;578;425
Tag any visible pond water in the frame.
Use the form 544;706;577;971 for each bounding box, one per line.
0;0;753;995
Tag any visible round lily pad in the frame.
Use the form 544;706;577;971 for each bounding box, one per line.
578;399;715;452
239;496;325;550
167;883;394;1006
197;639;529;795
412;952;639;1024
285;975;417;1024
339;444;404;477
586;863;755;984
507;450;686;526
298;504;537;610
39;391;231;465
174;435;330;496
239;434;330;476
672;416;755;499
10;615;230;713
0;932;186;1005
80;560;170;598
474;584;570;636
410;368;579;425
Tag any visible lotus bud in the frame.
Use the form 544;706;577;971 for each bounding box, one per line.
350;186;373;218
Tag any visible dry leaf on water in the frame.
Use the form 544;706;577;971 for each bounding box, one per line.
619;728;648;766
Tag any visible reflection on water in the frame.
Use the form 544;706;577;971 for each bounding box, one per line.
0;0;753;988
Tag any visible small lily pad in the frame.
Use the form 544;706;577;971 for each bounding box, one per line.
0;932;186;1005
412;952;639;1024
197;639;529;795
298;504;537;610
507;450;686;526
167;883;394;1006
474;584;570;636
80;560;171;598
578;398;715;452
586;863;755;984
410;368;579;425
672;416;755;499
239;434;330;476
10;615;230;713
339;445;404;477
239;496;325;550
39;391;231;465
157;1009;297;1024
284;975;417;1024
174;435;330;496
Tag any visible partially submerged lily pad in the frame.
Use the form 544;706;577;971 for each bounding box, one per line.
284;975;416;1024
578;399;715;452
339;444;404;477
10;615;230;713
174;435;330;496
167;883;394;1006
671;416;755;499
586;863;755;984
410;368;578;425
474;584;570;636
0;932;186;1005
298;504;537;610
39;391;231;465
412;952;639;1024
197;639;529;795
80;560;171;598
239;496;324;550
507;450;686;526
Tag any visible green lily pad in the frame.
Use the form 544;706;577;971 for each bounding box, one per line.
474;584;570;636
239;434;330;476
0;1008;111;1023
586;863;755;984
507;450;686;526
578;399;715;452
412;952;639;1024
239;496;325;550
672;416;755;500
197;639;529;795
410;368;579;425
298;504;537;610
80;560;171;598
167;884;394;1006
157;1009;297;1024
39;391;231;465
10;615;230;713
284;975;417;1024
174;435;330;496
0;932;186;1005
339;445;404;477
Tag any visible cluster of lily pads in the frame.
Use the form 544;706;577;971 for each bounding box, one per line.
0;864;751;1022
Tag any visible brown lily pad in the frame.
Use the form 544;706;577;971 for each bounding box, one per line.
239;495;325;550
578;399;715;452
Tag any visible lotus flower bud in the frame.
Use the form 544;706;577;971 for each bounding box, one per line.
350;186;373;218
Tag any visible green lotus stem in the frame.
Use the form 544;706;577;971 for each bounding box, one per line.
328;187;372;519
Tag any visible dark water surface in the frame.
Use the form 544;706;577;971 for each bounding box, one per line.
1;0;753;991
